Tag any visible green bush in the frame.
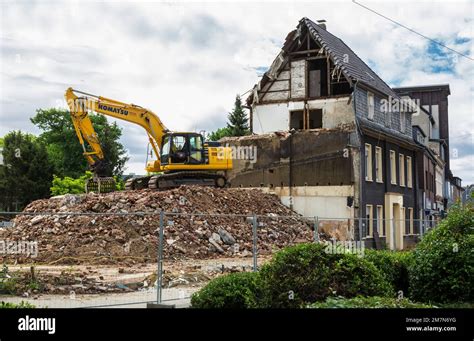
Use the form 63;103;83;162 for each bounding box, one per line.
191;272;262;308
0;301;35;308
309;296;433;308
259;243;393;308
408;204;474;303
50;171;93;196
364;249;413;295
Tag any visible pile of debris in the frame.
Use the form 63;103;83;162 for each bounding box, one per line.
0;187;313;264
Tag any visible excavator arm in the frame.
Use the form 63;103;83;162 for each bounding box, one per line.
65;87;167;174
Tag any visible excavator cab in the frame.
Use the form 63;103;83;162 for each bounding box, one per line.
160;133;205;166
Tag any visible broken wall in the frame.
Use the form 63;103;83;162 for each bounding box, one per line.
253;96;353;134
222;127;359;240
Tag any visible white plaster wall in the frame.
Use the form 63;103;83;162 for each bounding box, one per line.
253;97;353;134
261;185;354;219
307;97;353;128
253;103;289;134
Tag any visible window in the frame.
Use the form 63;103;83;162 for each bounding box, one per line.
367;92;375;120
376;205;384;236
407;156;412;188
290;110;304;130
375;146;383;183
161;135;171;164
390;150;397;185
189;135;203;163
366;205;373;237
408;208;414;234
308;109;323;129
365;144;373;181
401;207;406;235
400;111;406;133
399;154;405;187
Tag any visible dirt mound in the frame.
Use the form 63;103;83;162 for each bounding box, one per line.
0;187;312;264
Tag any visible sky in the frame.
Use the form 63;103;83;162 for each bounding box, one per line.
0;0;473;183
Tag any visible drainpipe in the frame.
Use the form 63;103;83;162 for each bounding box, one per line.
352;80;363;242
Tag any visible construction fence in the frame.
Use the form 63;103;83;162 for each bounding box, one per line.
0;211;438;308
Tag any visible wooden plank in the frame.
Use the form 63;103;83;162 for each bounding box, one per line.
290;49;321;55
327;56;331;96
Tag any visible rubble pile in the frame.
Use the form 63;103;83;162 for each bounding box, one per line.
1;187;312;264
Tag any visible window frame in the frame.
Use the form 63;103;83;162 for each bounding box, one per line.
366;204;373;237
365;143;373;182
390;150;397;185
375;146;383;183
407;156;412;188
399;153;405;187
377;205;384;236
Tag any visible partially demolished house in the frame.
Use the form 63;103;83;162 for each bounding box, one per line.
226;18;423;250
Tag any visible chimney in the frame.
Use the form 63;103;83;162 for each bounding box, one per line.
317;19;327;30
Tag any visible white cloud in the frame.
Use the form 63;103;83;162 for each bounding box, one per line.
0;0;472;182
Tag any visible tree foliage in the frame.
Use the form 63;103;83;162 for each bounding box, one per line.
31;108;128;178
0;131;53;210
227;95;249;137
207;95;250;141
408;203;474;303
207;127;233;142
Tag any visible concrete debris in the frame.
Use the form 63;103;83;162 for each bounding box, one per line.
0;186;313;265
218;228;236;245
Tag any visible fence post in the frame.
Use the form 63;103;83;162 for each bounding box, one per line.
157;210;165;304
252;214;257;272
313;216;319;242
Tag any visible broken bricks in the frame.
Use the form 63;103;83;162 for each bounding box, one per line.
0;186;313;265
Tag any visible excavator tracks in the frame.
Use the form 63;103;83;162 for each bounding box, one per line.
125;172;227;191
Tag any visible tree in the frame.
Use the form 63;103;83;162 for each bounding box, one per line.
31;108;128;178
227;95;249;137
207;127;233;141
0;131;53;211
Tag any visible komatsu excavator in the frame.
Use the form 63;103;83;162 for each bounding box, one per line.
65;88;232;193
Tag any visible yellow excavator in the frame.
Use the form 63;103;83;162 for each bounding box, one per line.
65;88;232;192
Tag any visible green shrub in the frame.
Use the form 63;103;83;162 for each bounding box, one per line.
50;172;93;196
191;272;262;308
0;301;35;308
408;204;474;303
309;296;433;308
364;249;413;295
259;243;393;308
